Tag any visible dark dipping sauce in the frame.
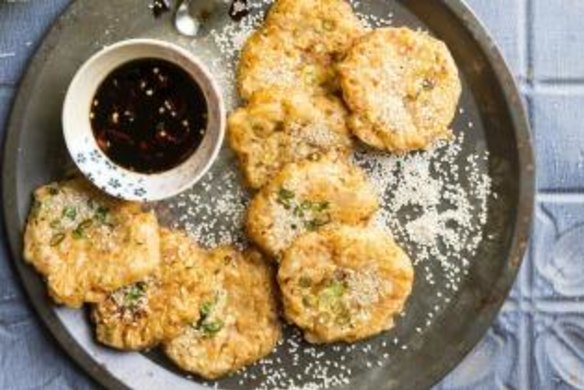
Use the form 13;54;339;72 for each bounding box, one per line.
91;58;208;174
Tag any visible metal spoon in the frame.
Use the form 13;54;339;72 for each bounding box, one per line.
174;0;200;37
174;0;228;37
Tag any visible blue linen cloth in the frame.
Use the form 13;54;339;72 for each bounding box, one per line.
1;1;583;389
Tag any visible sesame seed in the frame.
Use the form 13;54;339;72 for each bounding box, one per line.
152;0;492;387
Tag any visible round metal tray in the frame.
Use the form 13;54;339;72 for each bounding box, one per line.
2;1;534;389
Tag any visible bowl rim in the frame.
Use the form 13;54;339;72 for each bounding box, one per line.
61;38;226;202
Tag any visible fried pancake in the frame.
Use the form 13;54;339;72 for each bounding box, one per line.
23;178;160;308
228;88;353;189
279;225;414;343
92;229;211;350
265;0;365;55
163;247;281;379
237;0;365;100
338;27;462;152
246;156;378;260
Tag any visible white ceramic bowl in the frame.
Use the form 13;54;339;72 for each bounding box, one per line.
62;39;225;201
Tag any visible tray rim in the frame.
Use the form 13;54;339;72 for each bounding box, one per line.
1;0;535;389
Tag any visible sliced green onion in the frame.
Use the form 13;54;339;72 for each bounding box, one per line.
62;206;77;220
199;301;215;318
95;206;109;223
72;219;93;239
201;319;224;336
49;233;65;246
277;188;295;209
298;276;312;288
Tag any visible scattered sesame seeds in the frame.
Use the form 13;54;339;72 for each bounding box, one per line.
354;132;492;282
153;1;492;389
348;0;394;28
159;161;250;250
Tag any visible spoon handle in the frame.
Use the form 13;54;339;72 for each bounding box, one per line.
174;0;199;37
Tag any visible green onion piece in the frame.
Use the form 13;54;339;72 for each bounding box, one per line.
293;206;304;218
95;206;109;223
62;206;77;220
298;276;312;288
305;217;329;231
199;301;214;318
279;188;295;200
277;188;295;209
79;219;93;229
124;283;147;306
49;233;65;246
72;219;93;239
313;201;330;212
335;309;351;326
330;281;346;298
323;280;346;299
202;319;224;336
305;220;318;231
